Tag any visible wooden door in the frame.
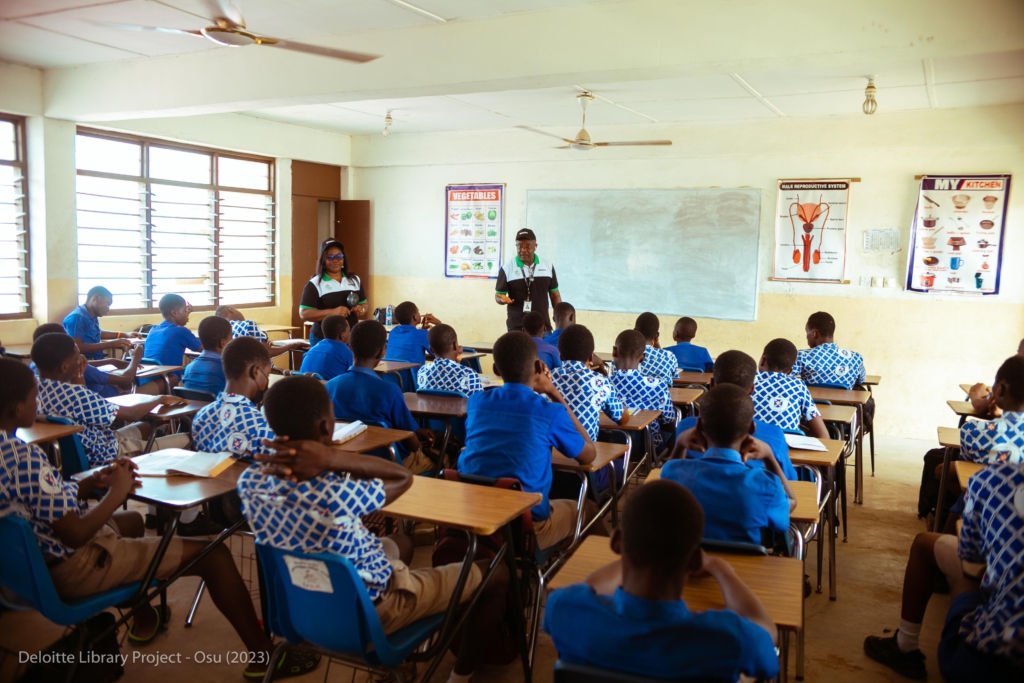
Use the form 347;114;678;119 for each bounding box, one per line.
335;200;371;317
291;196;319;327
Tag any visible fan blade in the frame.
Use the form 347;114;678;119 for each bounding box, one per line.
92;21;204;37
554;146;571;149
515;126;575;144
594;140;673;147
203;0;245;28
264;39;380;63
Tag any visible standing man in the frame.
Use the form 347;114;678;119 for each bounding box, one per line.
495;228;562;332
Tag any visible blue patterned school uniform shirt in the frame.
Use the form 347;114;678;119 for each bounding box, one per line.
792;343;865;390
228;319;268;342
237;468;393;599
959;411;1024;465
752;371;821;433
35;377;119;467
957;461;1024;664
639;345;679;385
416;358;483;396
610;369;675;450
0;431;84;559
551;361;624;440
192;393;275;458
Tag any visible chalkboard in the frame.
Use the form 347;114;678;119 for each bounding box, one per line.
526;189;762;321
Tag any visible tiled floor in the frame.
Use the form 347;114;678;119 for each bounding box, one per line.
0;436;951;683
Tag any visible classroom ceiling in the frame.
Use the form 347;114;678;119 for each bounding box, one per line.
240;50;1024;135
0;0;614;68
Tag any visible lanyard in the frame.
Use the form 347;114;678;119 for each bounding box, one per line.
523;261;536;302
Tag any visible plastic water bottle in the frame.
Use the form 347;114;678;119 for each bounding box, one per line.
385;304;393;326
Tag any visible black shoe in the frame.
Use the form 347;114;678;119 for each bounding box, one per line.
864;632;927;680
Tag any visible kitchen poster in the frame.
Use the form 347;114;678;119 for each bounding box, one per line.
445;183;504;279
906;174;1011;295
772;179;852;282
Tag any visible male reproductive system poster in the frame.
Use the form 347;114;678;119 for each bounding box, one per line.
772;179;852;283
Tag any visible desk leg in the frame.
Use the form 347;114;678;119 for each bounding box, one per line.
816;493;824;594
503;524;533;683
933;446;953;533
855;405;864;505
435;419;453;476
827;465;837;601
797;555;806;681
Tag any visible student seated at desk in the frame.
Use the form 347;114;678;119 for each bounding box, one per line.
458;331;604;550
793;311;866;390
664;316;714;372
416;324;483;396
32;323;148;398
32;333;189;466
62;286;134;361
182;316;232;396
753;338;829;439
140;293;202;391
543;479;779;681
524;311;561;370
609;330;675;454
864;457;1024;681
298;314;352;381
543;301;575;349
631;312;678;384
672;350;798;480
0;360;313;676
962;339;1024;418
662;384;795;544
325;321;435;474
385;301;440;364
238;376;508;683
960;356;1024;465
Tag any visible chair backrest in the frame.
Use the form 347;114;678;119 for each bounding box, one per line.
783;428;805;436
0;516;62;617
700;538;768;556
809;381;849;391
172;386;217;402
416;388;467;399
43;416;89;479
680;365;705;373
380;366;420;393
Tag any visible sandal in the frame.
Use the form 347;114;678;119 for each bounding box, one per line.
127;604;170;645
242;646;321;680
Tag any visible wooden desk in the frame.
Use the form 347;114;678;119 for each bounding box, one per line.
460;342;495;354
808;387;870;505
551;442;629;473
599;410;660;431
16;421;84;446
403;393;467;418
670;387;703;407
789;438;845;600
458;351;487;362
675;371;713;386
87;458;251;509
481;374;504;389
954;461;986;490
135;364;183;379
107;394;207;421
334;423;413;454
259;324;302;335
3;343;32;359
938;426;960;449
376;360;420;374
948;400;983;418
788;439;844;468
808;388;870;405
933;426;962;533
382;475;540;536
817;404;857;425
548;536;803;631
863;375;881;386
959;383;977;395
271;339;310;349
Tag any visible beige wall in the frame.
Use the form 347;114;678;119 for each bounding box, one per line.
354;104;1024;439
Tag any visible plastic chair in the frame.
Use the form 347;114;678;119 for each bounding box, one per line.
680;365;705;373
783;428;806;436
700;538;768;556
172;386;217;402
255;543;446;681
380;365;420;393
0;516;152;626
460;349;483;374
43;416;89;480
415;388;468;472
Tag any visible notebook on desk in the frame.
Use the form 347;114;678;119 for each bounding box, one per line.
132;449;235;478
784;434;828;452
334;421;368;444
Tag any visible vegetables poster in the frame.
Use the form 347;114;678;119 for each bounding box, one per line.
772;179;852;283
445;184;504;279
906;174;1011;295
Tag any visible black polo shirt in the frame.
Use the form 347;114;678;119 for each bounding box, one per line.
495;255;558;330
299;272;366;338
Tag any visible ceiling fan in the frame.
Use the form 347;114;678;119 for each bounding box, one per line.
520;92;671;150
97;0;379;64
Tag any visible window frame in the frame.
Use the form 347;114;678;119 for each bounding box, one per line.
75;127;276;315
0;113;30;320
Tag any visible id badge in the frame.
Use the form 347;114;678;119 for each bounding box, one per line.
523;300;532;312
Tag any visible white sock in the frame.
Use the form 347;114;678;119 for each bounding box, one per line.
446;672;472;683
897;619;921;652
179;506;200;524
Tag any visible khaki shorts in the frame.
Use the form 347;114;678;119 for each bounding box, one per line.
115;425;191;458
401;448;436;476
534;499;582;550
49;521;184;599
374;543;482;634
935;534;986;582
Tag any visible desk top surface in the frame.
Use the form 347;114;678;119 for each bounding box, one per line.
135;364;184;378
403;393;468;418
16;421;84;445
947;400;983;417
551;442;629;473
817;404;857;424
675;372;714;386
788;438;846;468
808;387;871;405
938;426;961;449
954;461;986;489
333;424;413;453
599;409;660;431
376;360;420;374
670;387;704;406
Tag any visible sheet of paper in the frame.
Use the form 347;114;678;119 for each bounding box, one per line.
784;434;828;451
333;421;367;444
131;449;194;476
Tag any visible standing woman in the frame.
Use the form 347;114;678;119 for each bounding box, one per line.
299;238;367;346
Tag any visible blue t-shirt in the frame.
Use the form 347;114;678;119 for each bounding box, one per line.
457;382;584;520
299;338;353;381
325;366;418;458
532;336;562;370
62;305;104;360
141;320;202;384
182;350;226;396
662;448;791;544
544;585;778;680
385;324;431;364
543;328;566;351
665;341;714;372
677;415;797;480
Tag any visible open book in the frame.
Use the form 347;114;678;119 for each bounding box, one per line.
784;434;828;452
132;449;236;478
334;421;367;444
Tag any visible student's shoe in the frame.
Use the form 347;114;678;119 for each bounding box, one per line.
863;632;927;680
243;647;321;680
127;604;170;645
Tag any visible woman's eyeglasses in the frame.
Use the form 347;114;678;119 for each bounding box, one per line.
324;254;345;261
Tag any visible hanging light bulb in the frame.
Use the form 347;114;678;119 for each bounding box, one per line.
382;110;393;138
862;77;878;115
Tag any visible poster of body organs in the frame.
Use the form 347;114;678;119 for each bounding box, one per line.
445;184;504;279
906;175;1011;295
772;180;851;282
